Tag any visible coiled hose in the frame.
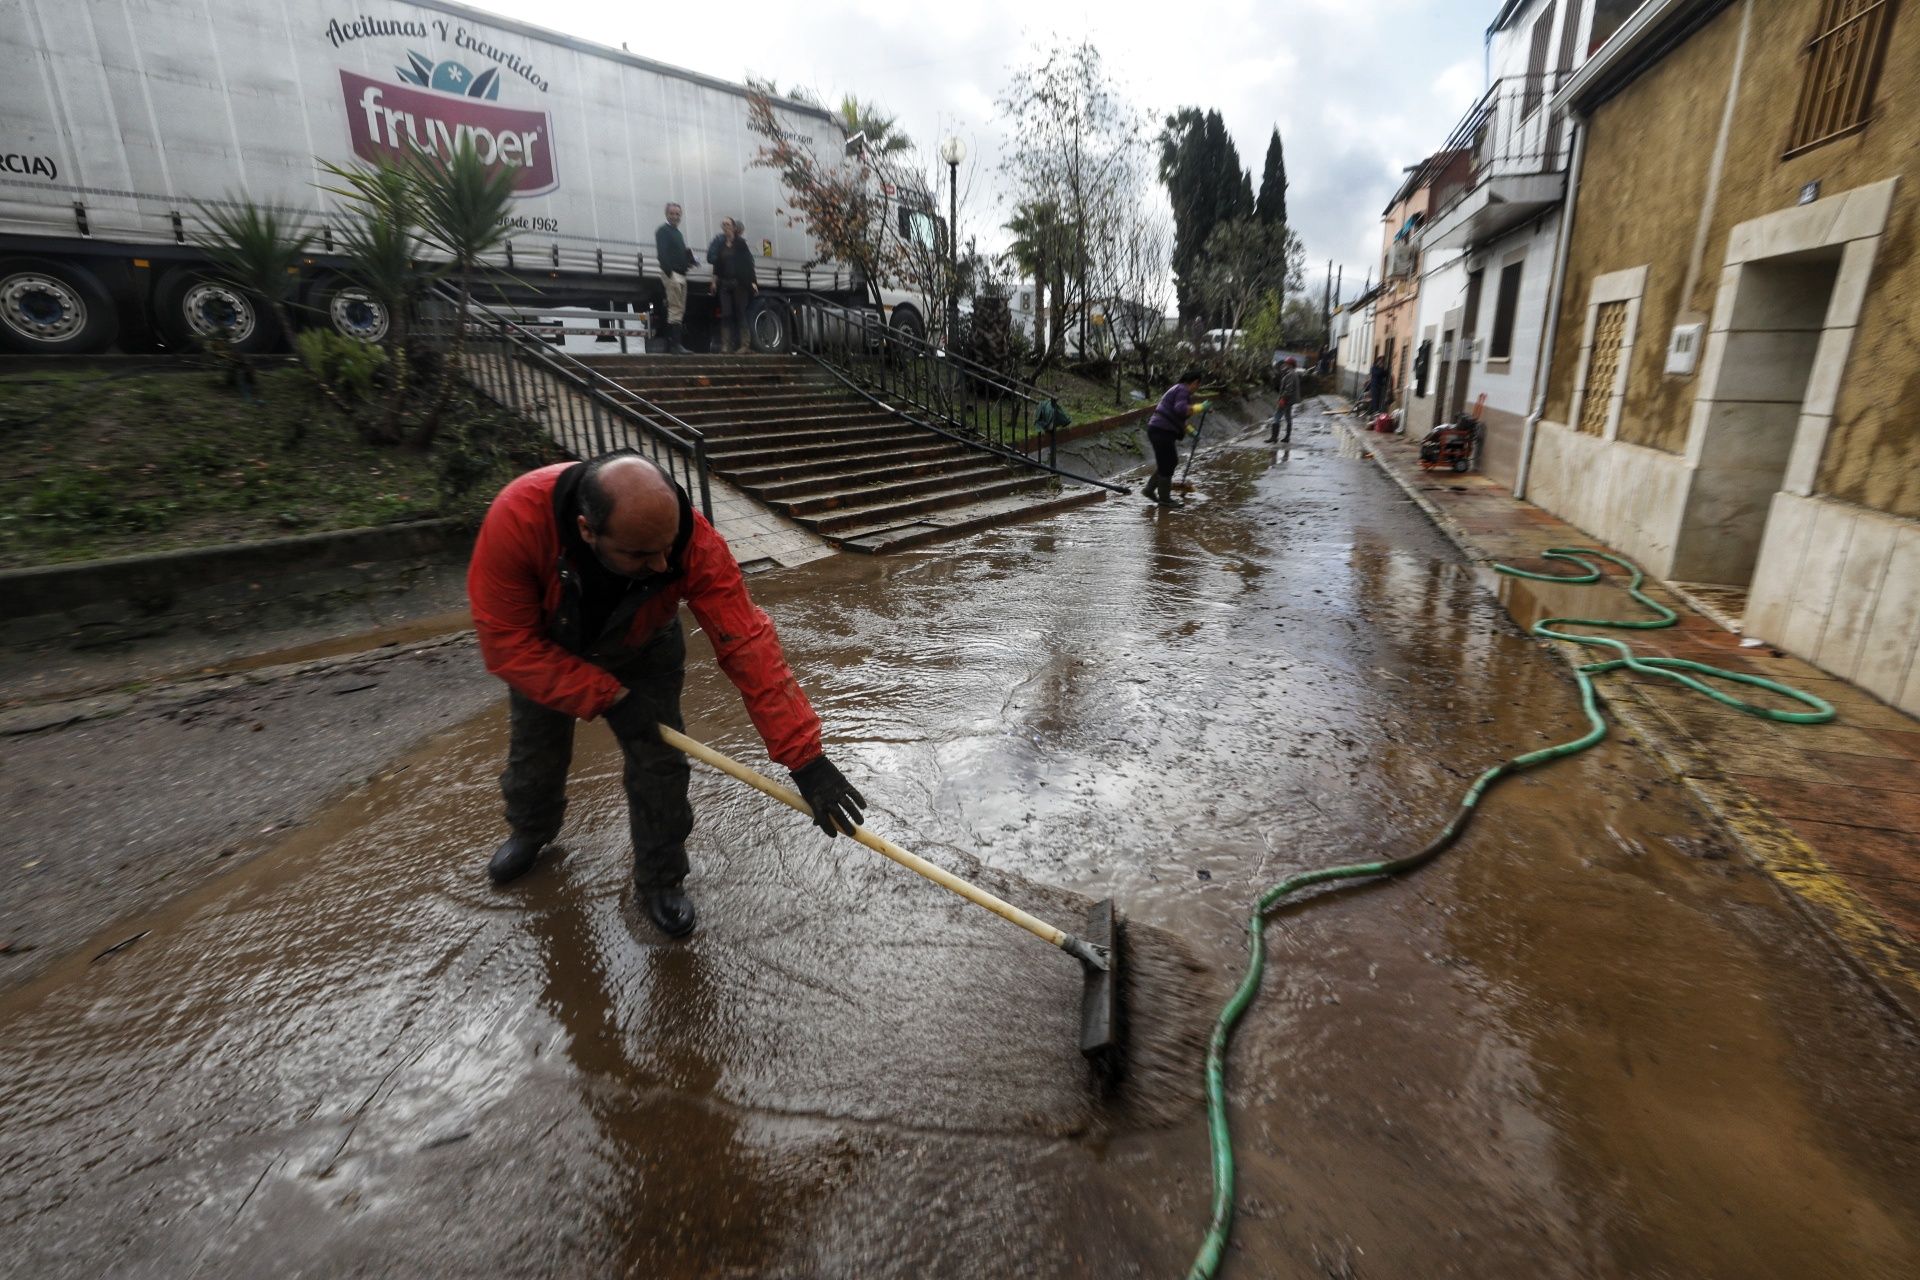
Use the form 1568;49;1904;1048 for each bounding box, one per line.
1185;548;1835;1279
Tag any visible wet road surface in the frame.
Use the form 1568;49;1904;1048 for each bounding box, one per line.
4;408;1917;1277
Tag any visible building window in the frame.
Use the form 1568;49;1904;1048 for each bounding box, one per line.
1522;2;1558;117
1786;0;1897;156
1578;300;1629;435
1488;260;1525;360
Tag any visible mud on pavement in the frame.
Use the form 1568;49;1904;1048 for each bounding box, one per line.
4;403;1919;1277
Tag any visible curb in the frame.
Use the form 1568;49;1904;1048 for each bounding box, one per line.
1334;413;1920;1030
0;518;470;626
0;630;478;738
1017;405;1150;453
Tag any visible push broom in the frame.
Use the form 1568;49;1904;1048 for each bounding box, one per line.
658;725;1124;1079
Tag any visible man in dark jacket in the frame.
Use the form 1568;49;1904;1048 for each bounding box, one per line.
1368;355;1389;413
653;202;698;354
467;452;865;938
1269;357;1302;443
706;218;758;354
1143;368;1207;506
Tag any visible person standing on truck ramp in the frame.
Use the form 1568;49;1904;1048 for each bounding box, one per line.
708;218;759;354
654;202;699;354
468;451;867;938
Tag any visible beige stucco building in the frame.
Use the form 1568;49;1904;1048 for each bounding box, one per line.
1521;0;1920;715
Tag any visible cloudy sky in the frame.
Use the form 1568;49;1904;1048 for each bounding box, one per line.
467;0;1492;305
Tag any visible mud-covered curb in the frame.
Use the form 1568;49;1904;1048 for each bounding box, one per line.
1331;406;1920;1030
0;519;468;625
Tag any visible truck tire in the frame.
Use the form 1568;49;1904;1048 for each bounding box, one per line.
746;297;791;353
0;257;119;355
307;275;390;343
156;271;274;354
889;304;926;344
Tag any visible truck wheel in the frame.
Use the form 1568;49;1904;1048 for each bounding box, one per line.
890;304;926;344
746;297;791;353
157;271;274;354
308;275;390;343
0;257;119;354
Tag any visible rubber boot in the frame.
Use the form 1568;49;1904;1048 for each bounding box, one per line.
668;323;690;355
643;883;697;938
1141;473;1161;503
488;832;548;884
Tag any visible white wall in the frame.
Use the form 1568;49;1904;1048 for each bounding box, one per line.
1465;210;1563;421
1524;419;1692;576
1749;493;1920;717
1407;248;1468;426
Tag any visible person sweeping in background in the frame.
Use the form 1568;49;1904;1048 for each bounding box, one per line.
1143;368;1209;507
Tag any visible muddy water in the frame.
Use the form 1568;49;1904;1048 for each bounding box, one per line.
4;414;1917;1278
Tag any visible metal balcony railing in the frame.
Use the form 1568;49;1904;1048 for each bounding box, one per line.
1426;72;1573;224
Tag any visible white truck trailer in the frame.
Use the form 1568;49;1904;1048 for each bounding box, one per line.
0;0;934;355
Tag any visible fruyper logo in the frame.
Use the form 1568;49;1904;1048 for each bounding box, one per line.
340;68;557;195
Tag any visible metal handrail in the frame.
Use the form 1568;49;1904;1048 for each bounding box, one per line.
794;291;1057;403
425;284;714;520
786;292;1125;494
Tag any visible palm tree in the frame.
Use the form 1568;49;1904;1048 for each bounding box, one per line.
1005;199;1074;363
320;156;437;443
194;199;350;433
194;199;313;344
838;95;913;155
405;137;519;448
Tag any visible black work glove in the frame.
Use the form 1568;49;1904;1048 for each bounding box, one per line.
603;694;654;742
790;755;866;838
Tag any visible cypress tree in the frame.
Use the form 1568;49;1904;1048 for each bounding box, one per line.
1159;108;1253;322
1256;127;1287;228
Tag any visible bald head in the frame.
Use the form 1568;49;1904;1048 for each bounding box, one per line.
577;455;679;577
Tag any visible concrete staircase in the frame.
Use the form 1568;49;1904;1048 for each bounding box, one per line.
578;354;1103;552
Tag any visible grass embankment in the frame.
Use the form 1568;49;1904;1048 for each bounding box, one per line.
1034;367;1149;424
0;367;554;570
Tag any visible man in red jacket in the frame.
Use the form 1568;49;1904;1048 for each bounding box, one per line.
467;452;865;938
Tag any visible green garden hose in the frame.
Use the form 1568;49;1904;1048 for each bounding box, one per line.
1185;548;1835;1279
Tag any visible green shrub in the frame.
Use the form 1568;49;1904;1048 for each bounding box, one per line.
294;329;387;404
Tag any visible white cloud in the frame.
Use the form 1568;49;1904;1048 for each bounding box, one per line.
466;0;1490;297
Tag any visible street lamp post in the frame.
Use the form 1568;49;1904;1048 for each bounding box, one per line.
939;135;966;348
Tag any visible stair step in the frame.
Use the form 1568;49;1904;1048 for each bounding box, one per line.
807;473;1054;533
834;488;1108;553
769;463;1018;516
703;423;938;459
724;443;970;486
705;431;945;470
694;413;916;442
608;375;827;395
653;393;865;415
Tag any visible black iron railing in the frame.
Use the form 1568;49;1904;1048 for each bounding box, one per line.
422;285;713;521
786;293;1124;494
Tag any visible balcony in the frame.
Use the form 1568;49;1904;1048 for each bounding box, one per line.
1421;73;1572;252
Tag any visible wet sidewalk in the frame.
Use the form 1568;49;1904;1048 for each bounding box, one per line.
1336;405;1920;1022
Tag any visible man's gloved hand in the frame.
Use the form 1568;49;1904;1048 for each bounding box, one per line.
790;755;867;838
603;694;654;742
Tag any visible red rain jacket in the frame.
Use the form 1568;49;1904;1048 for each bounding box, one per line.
467;463;823;770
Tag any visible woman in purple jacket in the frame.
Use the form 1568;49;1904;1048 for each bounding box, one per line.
1144;368;1207;506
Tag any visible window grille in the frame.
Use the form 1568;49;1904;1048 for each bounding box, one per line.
1579;300;1628;435
1786;0;1897;156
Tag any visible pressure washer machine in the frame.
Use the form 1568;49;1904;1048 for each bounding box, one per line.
1419;413;1479;472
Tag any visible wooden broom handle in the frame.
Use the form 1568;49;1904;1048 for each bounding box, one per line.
656;724;1070;950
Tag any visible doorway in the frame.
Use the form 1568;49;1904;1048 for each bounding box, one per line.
1670;246;1841;593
